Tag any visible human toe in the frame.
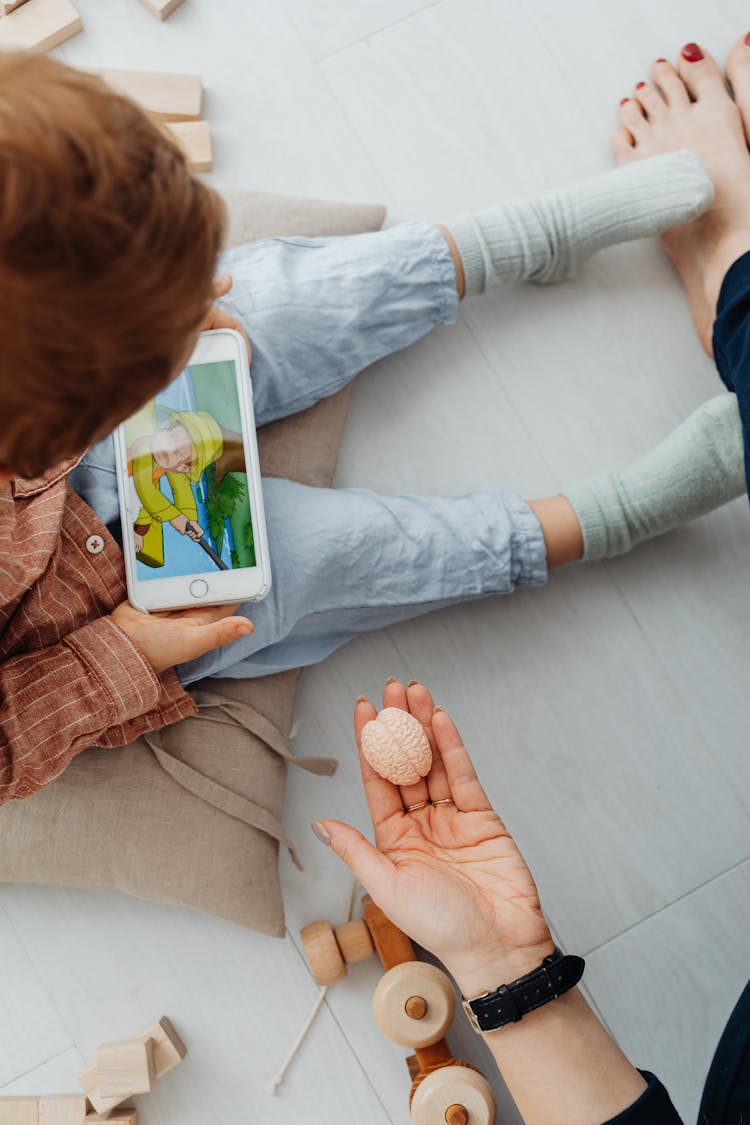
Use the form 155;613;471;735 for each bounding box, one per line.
726;33;750;143
633;80;666;120
677;42;729;101
650;57;690;108
610;126;636;162
618;96;649;139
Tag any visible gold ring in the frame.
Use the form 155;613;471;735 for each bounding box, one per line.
406;799;431;813
433;798;455;806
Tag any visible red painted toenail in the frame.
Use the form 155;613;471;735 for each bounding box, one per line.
620;97;630;105
745;32;750;46
636;81;646;88
681;42;704;62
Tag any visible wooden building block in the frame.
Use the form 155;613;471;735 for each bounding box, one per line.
133;1016;187;1078
136;0;185;19
96;68;202;122
85;1110;136;1124
76;1068;126;1118
0;0;82;50
164;120;212;172
2;1;32;15
0;1099;39;1125
95;1040;155;1100
38;1096;88;1125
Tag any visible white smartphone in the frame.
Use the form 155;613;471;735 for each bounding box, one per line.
114;328;271;613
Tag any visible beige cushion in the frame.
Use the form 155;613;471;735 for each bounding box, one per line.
0;191;386;936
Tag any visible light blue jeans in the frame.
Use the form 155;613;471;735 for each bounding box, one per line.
69;222;547;683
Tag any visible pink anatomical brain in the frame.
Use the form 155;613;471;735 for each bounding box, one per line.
360;707;433;786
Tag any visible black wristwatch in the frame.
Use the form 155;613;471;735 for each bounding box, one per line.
462;947;585;1033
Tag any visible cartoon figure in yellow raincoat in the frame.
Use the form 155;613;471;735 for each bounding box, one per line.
125;406;224;569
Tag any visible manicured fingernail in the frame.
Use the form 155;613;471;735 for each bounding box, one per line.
433;706;444;715
745;32;750;47
385;675;399;685
310;820;332;847
681;42;703;62
620;97;630;105
656;57;667;63
407;679;420;687
635;81;646;89
355;694;369;705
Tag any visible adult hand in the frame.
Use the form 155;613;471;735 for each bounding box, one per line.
203;275;253;365
111;600;253;674
314;679;554;997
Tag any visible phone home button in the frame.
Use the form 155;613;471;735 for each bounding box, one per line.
189;579;209;599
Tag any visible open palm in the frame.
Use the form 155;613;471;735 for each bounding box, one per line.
320;680;553;988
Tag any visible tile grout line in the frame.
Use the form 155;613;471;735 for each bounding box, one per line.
583;853;750;959
312;0;445;65
0;1045;77;1093
0;897;81;1072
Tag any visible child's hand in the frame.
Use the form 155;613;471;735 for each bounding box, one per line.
111;600;253;673
204;275;253;364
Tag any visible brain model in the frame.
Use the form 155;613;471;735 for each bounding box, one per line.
360;707;432;786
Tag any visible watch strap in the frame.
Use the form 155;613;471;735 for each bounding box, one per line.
463;948;585;1033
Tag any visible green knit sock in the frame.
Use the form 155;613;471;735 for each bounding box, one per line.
444;150;713;294
564;394;745;561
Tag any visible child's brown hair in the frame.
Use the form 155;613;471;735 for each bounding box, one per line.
0;52;226;478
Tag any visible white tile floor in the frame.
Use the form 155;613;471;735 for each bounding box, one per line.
1;2;749;1122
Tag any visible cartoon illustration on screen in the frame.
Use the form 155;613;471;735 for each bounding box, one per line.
123;362;256;581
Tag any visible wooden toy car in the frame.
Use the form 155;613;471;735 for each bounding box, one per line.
301;896;496;1125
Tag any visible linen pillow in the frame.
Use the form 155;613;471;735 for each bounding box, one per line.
0;190;386;936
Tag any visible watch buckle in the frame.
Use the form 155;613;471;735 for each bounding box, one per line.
461;997;484;1035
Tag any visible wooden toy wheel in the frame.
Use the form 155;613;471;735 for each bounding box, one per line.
373;962;455;1048
410;1065;496;1125
300;920;346;986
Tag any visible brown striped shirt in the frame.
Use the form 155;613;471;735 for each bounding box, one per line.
0;456;196;803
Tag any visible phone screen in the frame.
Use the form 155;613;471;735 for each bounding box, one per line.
122;360;257;581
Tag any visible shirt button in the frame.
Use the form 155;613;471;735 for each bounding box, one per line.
86;534;104;555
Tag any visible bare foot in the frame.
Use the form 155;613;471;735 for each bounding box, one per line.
611;40;750;356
